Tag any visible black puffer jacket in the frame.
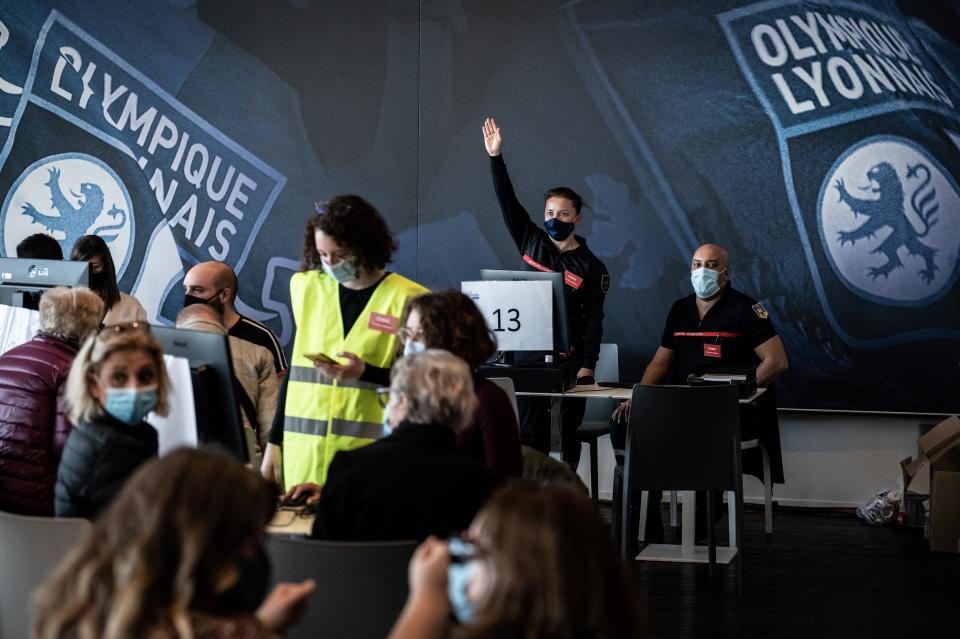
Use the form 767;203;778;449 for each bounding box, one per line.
54;413;157;518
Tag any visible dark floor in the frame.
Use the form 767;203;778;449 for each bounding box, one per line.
602;504;959;639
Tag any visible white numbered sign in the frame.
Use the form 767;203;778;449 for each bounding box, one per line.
461;280;553;351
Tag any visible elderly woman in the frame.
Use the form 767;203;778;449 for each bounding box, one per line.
286;350;499;541
0;287;103;516
55;322;170;518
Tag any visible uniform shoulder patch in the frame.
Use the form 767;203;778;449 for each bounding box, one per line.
752;303;769;319
600;274;610;294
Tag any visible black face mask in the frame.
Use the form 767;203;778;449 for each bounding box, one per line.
218;546;272;613
183;289;225;312
89;271;106;290
544;218;575;241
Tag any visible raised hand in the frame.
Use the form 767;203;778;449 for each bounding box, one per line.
482;118;502;157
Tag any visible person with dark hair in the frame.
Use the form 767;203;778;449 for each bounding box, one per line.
388;482;639;639
399;290;522;477
482;118;610;469
15;233;63;260
183;260;288;376
70;235;147;325
0;287;103;516
34;448;315;639
261;195;427;488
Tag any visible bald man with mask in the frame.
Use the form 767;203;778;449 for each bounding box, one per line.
183;261;287;376
613;243;788;548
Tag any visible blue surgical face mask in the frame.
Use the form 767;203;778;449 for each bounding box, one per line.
381;410;393;438
104;385;158;425
321;258;358;284
447;538;480;624
403;340;427;357
690;267;723;299
543;217;575;241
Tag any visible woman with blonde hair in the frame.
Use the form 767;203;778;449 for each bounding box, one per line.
389;482;639;639
34;447;315;639
0;286;103;515
54;322;170;518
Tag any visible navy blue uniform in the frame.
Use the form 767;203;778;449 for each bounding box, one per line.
490;154;609;465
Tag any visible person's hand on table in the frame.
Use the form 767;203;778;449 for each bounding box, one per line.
576;367;595;385
283;482;322;504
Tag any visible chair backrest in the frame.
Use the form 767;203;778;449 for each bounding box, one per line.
266;536;417;639
0;510;91;639
583;343;620;422
486;376;519;422
624;384;741;491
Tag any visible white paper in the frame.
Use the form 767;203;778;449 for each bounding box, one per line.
461;280;553;351
151;354;198;455
0;303;40;354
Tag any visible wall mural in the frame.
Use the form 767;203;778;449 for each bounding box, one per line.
0;0;957;412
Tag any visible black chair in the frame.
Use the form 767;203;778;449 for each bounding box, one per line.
619;383;744;594
0;510;91;639
266;536;417;639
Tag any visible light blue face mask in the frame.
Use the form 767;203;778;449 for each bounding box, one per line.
381;410;393;437
321;258;358;284
690;267;723;299
402;340;427;357
104;385;158;425
447;539;480;624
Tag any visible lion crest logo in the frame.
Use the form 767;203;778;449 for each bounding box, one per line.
1;153;135;278
818;137;960;306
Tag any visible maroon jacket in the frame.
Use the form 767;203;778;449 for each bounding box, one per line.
0;333;78;516
456;376;523;478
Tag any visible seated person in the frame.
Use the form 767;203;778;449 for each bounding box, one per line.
399;290;522;477
35;447;314;638
388;482;639;639
611;243;788;545
0;287;102;516
70;235;148;326
176;303;280;461
54;322;170;518
286;350;499;541
16;232;63;259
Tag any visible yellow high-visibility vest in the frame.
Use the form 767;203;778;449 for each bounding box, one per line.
283;270;428;486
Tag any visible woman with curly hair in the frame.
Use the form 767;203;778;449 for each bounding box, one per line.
261;195;427;488
388;481;639;639
398;290;521;477
34;447;315;639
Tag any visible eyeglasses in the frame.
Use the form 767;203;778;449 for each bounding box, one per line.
376;387;391;408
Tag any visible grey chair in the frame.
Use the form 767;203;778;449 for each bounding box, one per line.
620;383;745;594
0;510;91;639
266;536;417;639
576;343;619;502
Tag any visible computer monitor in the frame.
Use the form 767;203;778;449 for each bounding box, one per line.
480;269;571;354
151;326;249;462
0;258;89;309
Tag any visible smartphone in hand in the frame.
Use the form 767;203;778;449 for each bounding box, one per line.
304;352;339;365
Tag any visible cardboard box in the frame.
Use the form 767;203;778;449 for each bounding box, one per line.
901;416;960;553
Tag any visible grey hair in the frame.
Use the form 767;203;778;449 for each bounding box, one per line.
390;349;476;430
38;287;104;343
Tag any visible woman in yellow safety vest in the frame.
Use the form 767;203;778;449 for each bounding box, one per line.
261;195;427;488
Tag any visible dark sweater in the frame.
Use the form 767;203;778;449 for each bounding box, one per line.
456;376;522;478
311;421;499;541
54;413;158;518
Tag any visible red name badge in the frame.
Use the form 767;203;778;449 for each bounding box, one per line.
563;271;584;290
368;312;399;334
704;343;722;358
